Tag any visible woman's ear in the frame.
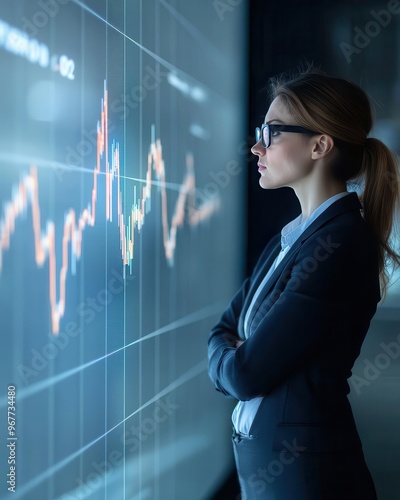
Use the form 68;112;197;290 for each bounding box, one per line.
311;134;335;159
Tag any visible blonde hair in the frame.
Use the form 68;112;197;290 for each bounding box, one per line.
269;67;400;300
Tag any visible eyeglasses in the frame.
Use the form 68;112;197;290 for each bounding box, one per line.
255;123;320;148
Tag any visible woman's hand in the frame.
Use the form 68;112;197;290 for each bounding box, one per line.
235;340;244;348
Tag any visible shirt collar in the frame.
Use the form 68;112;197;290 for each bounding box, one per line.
281;191;351;251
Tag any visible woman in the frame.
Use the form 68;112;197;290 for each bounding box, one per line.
207;68;400;499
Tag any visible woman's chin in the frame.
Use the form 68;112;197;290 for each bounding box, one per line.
259;176;275;189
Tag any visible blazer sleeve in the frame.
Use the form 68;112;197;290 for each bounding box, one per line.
207;233;280;398
207;222;380;401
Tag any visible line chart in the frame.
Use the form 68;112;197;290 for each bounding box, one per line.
11;358;208;500
0;1;248;499
0;81;220;335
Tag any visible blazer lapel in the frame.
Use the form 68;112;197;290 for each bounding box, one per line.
238;236;281;337
242;192;363;335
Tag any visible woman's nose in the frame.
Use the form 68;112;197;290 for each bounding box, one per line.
251;140;264;156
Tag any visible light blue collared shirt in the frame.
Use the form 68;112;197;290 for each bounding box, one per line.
232;191;353;436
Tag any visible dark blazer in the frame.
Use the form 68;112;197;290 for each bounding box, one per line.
207;192;381;498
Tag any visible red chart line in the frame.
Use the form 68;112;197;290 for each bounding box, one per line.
0;80;220;334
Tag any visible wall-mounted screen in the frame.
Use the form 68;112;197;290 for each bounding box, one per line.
0;1;247;498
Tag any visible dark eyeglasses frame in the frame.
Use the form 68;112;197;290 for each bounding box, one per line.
255;124;320;148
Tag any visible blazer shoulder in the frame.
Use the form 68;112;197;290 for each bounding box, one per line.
298;192;378;250
311;208;378;250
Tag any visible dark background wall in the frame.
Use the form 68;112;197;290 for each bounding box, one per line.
247;0;329;273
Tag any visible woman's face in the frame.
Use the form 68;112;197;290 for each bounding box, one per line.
251;96;315;190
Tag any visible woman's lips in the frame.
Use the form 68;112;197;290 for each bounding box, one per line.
258;163;266;172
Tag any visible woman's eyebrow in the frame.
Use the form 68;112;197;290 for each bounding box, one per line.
264;118;285;125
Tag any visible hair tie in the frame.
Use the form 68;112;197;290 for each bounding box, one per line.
364;137;373;146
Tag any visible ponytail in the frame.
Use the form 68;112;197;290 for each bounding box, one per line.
359;137;400;299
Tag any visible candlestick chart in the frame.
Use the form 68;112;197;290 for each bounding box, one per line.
0;1;247;499
0;82;220;335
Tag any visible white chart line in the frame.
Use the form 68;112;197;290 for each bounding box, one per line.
70;0;226;103
13;358;207;500
0;151;189;192
0;302;222;407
